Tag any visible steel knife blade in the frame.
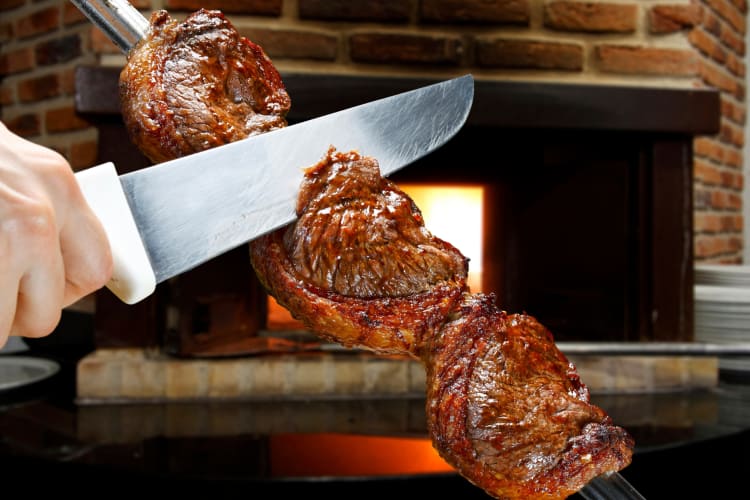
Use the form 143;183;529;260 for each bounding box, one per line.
75;74;474;304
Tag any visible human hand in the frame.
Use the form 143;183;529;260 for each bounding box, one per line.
0;122;112;348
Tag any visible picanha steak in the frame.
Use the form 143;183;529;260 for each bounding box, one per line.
119;9;635;500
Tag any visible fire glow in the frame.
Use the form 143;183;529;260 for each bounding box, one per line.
267;184;485;329
399;184;484;293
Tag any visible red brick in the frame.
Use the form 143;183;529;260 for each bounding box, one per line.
595;45;699;76
703;10;721;36
710;189;731;209
728;0;748;14
420;0;530;25
728;192;742;210
17;72;61;102
0;46;34;75
735;80;745;102
349;32;463;65
694;212;722;232
45;105;90;133
733;214;745;231
699;213;742;233
69;139;99;169
649;5;700;33
727;0;748;13
694;136;726;162
63;2;87;25
476;37;583;70
720;170;743;190
165;0;282;16
720;95;745;124
703;0;745;33
699;60;739;94
693;236;714;259
694;157;722;185
544;1;637;33
299;0;410;22
35;34;82;66
720;120;744;147
239;27;338;60
0;20;12;44
0;0;25;12
15;6;60;39
0;84;13;105
719;24;745;56
5;113;40;137
694;187;712;210
719;120;733;143
725;52;746;78
688;27;727;63
60;67;76;95
695;234;739;259
724;147;743;168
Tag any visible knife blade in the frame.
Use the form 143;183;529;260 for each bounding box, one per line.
75;74;474;305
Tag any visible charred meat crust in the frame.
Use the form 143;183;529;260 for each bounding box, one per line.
119;9;290;163
250;148;469;356
425;293;634;500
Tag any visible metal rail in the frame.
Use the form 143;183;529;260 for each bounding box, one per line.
558;341;750;357
580;472;647;500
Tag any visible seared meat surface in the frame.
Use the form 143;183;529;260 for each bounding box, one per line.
251;148;468;355
286;147;468;299
119;9;290;163
119;10;634;499
250;150;634;500
426;293;634;500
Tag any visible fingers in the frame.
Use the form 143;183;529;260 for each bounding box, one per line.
0;258;19;349
0;204;65;341
0;123;113;344
0;191;111;347
15;252;65;339
59;199;113;307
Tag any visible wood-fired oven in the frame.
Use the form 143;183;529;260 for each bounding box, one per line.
75;66;719;358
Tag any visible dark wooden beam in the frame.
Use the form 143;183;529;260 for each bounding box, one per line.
75;66;720;135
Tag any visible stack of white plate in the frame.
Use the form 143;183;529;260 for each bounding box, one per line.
694;264;750;375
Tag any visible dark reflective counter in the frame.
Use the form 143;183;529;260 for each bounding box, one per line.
1;337;749;498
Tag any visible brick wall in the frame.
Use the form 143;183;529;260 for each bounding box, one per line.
0;0;100;168
0;0;746;261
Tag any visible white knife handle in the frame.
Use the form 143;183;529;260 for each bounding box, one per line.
75;162;156;304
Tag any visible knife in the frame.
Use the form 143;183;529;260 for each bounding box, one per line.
75;75;475;305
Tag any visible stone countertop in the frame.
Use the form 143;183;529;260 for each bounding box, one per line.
74;343;720;404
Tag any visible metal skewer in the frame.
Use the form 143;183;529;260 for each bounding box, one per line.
70;0;148;53
579;472;647;500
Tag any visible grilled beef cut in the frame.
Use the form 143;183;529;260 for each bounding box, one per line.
119;9;290;163
426;293;634;499
250;147;469;355
249;150;634;500
119;10;634;499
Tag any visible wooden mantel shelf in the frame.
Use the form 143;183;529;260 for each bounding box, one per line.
76;66;720;134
